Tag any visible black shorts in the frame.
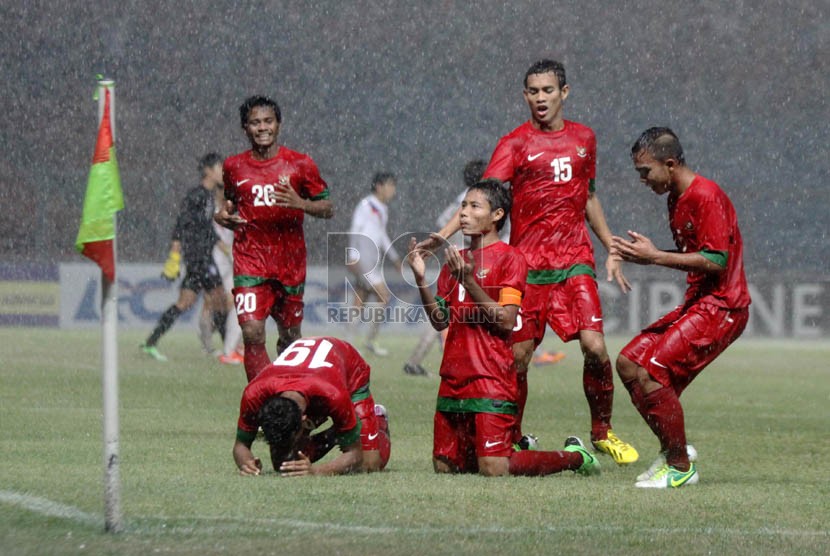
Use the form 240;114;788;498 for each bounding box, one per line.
181;260;223;293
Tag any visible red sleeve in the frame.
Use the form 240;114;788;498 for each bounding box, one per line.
501;249;528;294
222;159;237;203
483;135;516;182
328;389;359;434
587;129;597;181
692;188;732;252
299;156;329;200
236;390;257;433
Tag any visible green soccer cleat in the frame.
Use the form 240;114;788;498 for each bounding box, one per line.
634;463;699;489
140;344;168;362
636;445;698;482
564;436;601;476
592;430;639;465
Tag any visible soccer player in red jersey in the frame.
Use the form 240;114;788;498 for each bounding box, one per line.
233;336;390;477
612;127;751;488
426;60;637;464
408;179;600;477
215;96;334;382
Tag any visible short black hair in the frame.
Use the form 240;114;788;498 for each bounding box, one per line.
631;127;685;164
258;396;302;466
467;178;512;231
524;59;567;89
463;159;487;188
198;152;223;175
239;95;282;127
371;171;396;191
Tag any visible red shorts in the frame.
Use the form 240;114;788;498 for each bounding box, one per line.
232;281;304;328
620;303;749;395
433;411;516;472
512;274;603;345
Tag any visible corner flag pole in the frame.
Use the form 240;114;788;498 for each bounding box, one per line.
97;78;122;533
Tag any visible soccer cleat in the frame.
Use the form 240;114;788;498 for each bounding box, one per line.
532;350;566;367
218;351;244;365
364;341;389;357
635;463;699;489
374;403;390;437
636;444;698;482
403;362;430;376
140;344;168;362
592;430;639;465
563;436;601;476
513;434;539;451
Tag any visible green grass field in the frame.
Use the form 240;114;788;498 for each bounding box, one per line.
1;327;828;555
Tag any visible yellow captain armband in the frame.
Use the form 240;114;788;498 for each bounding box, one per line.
498;287;522;307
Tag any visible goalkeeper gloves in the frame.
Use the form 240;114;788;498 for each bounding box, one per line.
161;251;181;281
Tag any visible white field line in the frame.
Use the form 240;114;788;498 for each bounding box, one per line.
0;491;101;526
2;490;828;539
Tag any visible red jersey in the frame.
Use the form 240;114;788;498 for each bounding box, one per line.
669;175;750;309
223;147;329;286
484;120;597;277
436;241;527;402
236;337;367;443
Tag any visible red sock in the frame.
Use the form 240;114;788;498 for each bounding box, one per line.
623;379;664;451
644;387;689;470
508;449;583;476
514;372;528;441
243;343;271;382
584;359;614;441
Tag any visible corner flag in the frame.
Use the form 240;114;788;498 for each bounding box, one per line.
75;85;124;282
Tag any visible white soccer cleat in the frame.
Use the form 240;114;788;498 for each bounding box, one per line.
634;463;699;489
636;444;698;482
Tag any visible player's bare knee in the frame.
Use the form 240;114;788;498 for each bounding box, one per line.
362;450;383;473
433;457;454;474
241;321;265;344
478;457;509;477
616;354;637;382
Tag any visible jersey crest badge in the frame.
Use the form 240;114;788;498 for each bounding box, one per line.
576;146;588;158
278;175;291;187
476;268;490;279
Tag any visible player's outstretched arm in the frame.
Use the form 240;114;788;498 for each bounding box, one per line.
269;184;334;219
586;192;631;293
279;442;364;477
415;209;461;253
233;439;262;476
612;231;726;274
214;199;247;230
406;236;448;331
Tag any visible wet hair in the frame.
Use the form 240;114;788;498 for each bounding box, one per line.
467;178;512;231
371;171;396;191
631;127;685;164
198;152;223;176
524;59;567;89
463;159;487;188
257;396;302;463
239;95;282;127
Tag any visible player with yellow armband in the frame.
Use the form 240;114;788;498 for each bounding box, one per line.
161;249;182;281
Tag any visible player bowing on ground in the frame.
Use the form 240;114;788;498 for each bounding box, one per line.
612;128;750;488
426;60;636;463
233;336;391;477
215;95;333;382
407;179;599;477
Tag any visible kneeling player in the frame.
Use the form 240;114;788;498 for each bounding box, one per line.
407;179;599;477
232;336;390;476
